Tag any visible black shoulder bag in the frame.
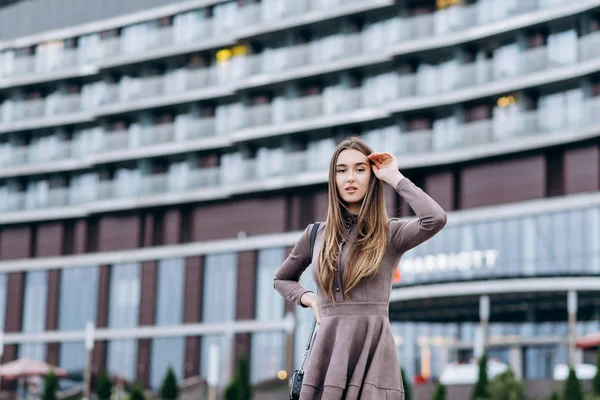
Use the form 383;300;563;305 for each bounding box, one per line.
289;222;320;400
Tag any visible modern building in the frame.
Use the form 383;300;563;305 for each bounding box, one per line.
0;0;599;393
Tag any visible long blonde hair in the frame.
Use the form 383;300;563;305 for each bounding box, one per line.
317;136;389;303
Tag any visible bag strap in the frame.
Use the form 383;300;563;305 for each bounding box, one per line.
298;222;320;373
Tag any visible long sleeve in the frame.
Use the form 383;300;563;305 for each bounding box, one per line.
273;224;315;308
390;178;447;253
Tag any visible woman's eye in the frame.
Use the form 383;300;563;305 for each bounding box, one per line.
337;169;346;173
357;169;365;172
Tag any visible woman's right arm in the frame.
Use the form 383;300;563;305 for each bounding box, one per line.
273;224;315;308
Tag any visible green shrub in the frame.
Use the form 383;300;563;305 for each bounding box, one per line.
129;383;146;400
549;390;560;400
42;370;58;400
564;367;583;400
224;355;252;400
594;348;600;395
488;368;523;400
432;382;445;400
160;366;179;400
472;353;490;400
95;371;113;400
401;368;412;400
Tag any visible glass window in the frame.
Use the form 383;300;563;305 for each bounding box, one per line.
19;343;45;361
255;248;285;321
107;339;137;382
59;342;86;390
200;335;233;388
108;263;140;329
202;253;237;323
22;271;48;333
59;267;99;330
251;332;285;383
155;259;185;326
251;248;286;383
294;265;318;366
0;273;6;332
150;337;185;389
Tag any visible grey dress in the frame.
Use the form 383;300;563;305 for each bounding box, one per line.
274;178;447;400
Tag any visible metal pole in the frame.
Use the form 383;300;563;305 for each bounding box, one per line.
567;291;578;366
83;322;95;400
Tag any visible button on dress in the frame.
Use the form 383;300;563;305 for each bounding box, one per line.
274;178;447;400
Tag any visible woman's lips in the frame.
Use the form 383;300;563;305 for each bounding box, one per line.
346;188;357;194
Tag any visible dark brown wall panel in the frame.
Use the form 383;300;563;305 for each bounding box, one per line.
98;214;141;252
287;195;303;232
96;265;111;328
4;272;24;334
35;223;63;257
0;225;32;259
192;197;286;241
184;337;200;378
136;339;151;387
564;146;600;194
143;213;154;247
235;250;255;363
184;257;203;378
45;270;60;330
74;220;88;254
138;261;157;326
236;251;256;321
46;343;59;366
460;156;546;209
92;341;106;375
314;190;328;222
164;209;181;245
425;172;455;211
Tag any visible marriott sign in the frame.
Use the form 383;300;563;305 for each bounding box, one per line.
393;249;499;284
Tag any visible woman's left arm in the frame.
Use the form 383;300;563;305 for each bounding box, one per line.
369;152;447;253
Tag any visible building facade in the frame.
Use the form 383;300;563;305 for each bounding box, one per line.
0;0;599;391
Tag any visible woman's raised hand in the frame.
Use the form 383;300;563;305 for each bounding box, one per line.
367;152;402;186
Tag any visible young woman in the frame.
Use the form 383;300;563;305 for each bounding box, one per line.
274;136;447;400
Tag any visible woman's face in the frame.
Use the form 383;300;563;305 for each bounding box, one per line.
335;148;372;212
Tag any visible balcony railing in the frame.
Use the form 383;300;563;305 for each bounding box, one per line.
0;0;578;86
242;88;363;129
2;94;600;215
392;95;600;156
397;31;600;99
100;66;228;107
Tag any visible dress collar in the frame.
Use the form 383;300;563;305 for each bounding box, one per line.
342;212;359;226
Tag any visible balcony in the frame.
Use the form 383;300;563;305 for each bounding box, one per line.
0;0;591;92
389;30;600;113
236;0;393;38
235;31;390;89
234;87;388;141
2;91;600;222
97;66;233;115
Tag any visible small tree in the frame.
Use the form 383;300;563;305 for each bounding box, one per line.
160;366;179;400
41;370;58;400
95;371;113;400
549;390;560;400
564;367;583;400
432;382;446;400
472;353;490;400
488;368;524;400
224;355;252;400
129;383;146;400
594;348;600;395
401;368;412;400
